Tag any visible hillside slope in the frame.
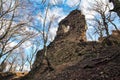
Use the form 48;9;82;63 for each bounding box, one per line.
11;10;120;80
20;42;120;80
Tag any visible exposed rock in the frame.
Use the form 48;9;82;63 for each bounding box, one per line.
0;72;16;80
49;46;120;80
32;9;87;71
12;10;120;80
111;30;120;36
17;9;87;80
98;30;120;46
55;10;87;42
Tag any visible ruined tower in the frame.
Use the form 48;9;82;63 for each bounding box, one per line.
55;9;87;42
22;10;87;80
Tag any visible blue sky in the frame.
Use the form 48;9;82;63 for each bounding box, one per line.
25;0;120;52
28;0;82;41
28;0;119;41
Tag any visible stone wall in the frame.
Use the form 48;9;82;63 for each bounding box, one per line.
55;10;87;42
21;10;88;80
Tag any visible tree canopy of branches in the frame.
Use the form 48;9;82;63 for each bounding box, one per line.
87;0;119;39
32;2;55;72
109;0;120;17
0;0;38;72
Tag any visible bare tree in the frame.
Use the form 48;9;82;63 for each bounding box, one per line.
17;47;27;72
41;4;54;71
0;60;7;72
88;0;119;39
31;2;57;71
0;0;38;72
109;0;120;17
27;41;40;70
7;53;18;72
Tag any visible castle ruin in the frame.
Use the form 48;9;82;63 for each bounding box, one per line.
55;10;87;42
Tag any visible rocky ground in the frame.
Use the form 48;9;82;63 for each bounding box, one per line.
17;40;120;80
1;9;120;80
0;72;28;80
1;41;120;80
48;45;120;80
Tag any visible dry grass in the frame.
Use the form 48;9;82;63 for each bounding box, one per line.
0;71;28;80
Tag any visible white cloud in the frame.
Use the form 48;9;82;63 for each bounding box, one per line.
80;0;114;31
66;0;80;7
48;27;58;41
47;7;66;23
36;7;66;25
81;0;113;19
36;7;66;41
47;7;66;41
21;41;32;49
6;42;18;48
85;14;95;20
80;0;96;18
49;0;64;5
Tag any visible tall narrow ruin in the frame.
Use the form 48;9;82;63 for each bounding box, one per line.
55;9;87;42
21;10;87;80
